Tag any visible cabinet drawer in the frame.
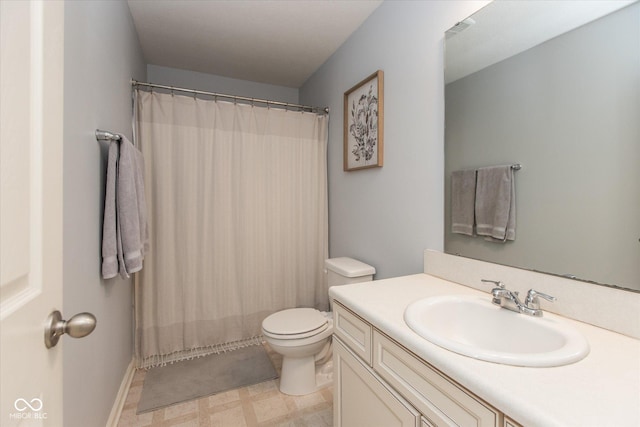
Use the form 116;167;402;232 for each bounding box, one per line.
334;337;420;427
373;331;499;427
333;302;372;365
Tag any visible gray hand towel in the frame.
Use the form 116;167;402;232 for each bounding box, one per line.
451;169;476;236
475;165;516;242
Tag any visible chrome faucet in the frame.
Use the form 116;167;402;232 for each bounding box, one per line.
481;279;556;317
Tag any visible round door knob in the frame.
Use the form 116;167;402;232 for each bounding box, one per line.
65;313;97;338
45;310;97;349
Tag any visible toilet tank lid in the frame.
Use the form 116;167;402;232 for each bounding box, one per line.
325;257;375;277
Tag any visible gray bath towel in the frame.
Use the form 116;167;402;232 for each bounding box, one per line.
101;141;120;279
118;137;147;275
101;136;148;279
451;169;476;236
475;165;515;242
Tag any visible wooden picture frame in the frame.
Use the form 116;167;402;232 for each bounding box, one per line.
343;70;384;171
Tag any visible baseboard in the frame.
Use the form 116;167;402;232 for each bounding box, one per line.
106;357;136;427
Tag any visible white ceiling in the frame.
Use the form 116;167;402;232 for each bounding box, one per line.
127;0;383;88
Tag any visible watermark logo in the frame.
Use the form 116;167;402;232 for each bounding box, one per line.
9;397;47;420
14;398;43;412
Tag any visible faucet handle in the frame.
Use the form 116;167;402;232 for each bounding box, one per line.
481;279;505;289
525;289;556;309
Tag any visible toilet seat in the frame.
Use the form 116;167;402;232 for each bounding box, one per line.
262;308;328;339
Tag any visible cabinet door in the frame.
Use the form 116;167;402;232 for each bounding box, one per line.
334;337;419;427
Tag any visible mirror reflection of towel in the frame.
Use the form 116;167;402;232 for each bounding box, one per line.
475;165;515;242
451;169;476;236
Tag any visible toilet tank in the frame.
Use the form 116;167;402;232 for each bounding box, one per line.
324;257;375;289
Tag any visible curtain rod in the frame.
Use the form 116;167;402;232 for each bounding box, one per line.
131;80;329;115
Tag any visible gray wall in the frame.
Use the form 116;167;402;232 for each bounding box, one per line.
63;1;146;426
444;3;640;290
147;64;299;104
299;1;486;279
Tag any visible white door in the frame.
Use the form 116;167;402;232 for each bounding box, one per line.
1;1;65;425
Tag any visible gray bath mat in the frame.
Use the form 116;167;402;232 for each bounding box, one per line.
137;344;278;414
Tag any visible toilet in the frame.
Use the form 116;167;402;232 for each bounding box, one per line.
262;257;375;395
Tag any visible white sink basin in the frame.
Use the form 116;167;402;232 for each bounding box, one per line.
404;295;589;367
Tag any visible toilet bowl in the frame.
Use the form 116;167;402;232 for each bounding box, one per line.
262;308;333;395
262;257;375;395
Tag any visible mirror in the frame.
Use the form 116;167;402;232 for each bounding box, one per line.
444;1;640;292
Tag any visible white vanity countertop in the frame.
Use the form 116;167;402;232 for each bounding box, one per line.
329;273;640;427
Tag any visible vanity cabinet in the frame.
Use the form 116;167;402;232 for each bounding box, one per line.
333;301;511;427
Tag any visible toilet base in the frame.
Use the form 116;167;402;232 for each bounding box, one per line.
278;357;333;396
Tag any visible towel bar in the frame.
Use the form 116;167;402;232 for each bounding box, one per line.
95;129;121;142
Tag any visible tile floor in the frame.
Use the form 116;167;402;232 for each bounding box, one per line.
117;344;333;427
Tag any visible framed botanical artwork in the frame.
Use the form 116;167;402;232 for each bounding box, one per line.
344;70;384;171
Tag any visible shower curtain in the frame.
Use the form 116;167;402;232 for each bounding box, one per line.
134;90;328;368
